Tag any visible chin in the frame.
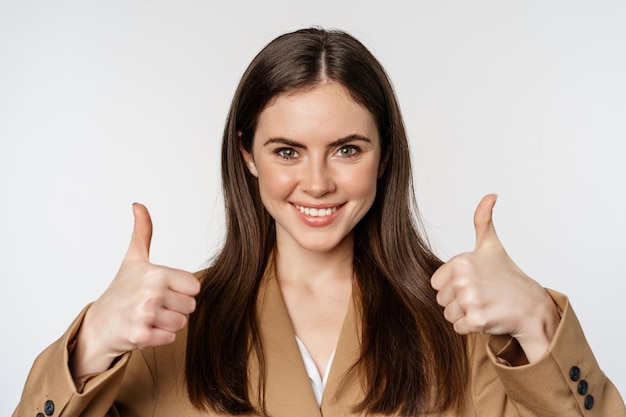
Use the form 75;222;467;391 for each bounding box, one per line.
305;244;342;254
296;233;351;254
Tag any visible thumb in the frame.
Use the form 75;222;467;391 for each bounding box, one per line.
125;203;153;262
474;193;500;250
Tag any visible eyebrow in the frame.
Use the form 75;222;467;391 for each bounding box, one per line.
262;134;372;148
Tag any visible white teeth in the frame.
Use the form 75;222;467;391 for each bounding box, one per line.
294;204;338;217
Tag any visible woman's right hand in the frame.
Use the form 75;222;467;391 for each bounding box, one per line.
69;203;201;379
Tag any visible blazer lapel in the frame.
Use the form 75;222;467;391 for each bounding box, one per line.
320;295;364;416
256;265;322;417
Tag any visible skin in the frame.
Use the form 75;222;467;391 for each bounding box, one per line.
69;82;559;382
240;81;382;376
70;203;200;379
431;194;560;363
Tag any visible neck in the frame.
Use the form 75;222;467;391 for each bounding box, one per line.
273;235;354;291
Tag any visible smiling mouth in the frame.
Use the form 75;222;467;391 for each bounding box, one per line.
294;204;339;217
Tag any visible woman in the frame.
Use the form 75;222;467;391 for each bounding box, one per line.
14;28;625;417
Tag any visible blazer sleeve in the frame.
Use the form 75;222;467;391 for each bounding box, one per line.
12;305;141;417
471;289;625;417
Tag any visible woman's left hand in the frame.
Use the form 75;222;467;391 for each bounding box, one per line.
431;194;560;363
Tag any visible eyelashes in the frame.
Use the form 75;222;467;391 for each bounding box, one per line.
336;145;360;157
276;148;298;159
274;145;362;160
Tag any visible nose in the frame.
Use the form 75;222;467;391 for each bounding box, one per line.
300;157;335;197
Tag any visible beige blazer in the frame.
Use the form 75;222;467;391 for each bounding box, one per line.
14;267;626;417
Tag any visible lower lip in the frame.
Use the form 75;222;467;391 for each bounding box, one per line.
292;204;342;227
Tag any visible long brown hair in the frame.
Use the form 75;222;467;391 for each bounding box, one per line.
186;27;468;416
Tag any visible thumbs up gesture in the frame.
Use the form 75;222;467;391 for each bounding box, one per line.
70;204;201;378
431;194;560;363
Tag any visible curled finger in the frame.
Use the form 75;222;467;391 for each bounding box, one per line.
443;301;465;326
152;309;189;333
163;291;197;315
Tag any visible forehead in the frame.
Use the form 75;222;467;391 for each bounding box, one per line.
254;82;379;144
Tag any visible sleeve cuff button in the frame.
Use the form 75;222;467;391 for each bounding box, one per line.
578;380;588;395
585;394;595;410
44;400;55;415
569;365;581;381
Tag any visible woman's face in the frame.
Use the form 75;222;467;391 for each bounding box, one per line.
241;81;382;254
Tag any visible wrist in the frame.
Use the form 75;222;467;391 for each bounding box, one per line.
69;307;120;379
514;291;560;363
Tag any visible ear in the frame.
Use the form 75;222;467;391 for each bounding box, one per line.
238;136;258;177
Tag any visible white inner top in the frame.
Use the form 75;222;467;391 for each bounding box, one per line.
295;336;336;406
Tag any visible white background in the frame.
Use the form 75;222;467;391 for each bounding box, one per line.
1;0;625;413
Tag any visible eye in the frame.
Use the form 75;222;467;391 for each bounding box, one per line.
336;145;359;158
276;148;299;159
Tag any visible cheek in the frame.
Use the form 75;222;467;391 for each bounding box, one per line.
342;162;380;197
256;165;297;200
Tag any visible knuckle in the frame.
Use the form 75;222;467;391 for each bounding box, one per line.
128;327;151;347
464;311;487;332
454;288;471;307
144;267;167;286
454;276;471;293
141;287;166;307
456;282;481;306
135;302;158;323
